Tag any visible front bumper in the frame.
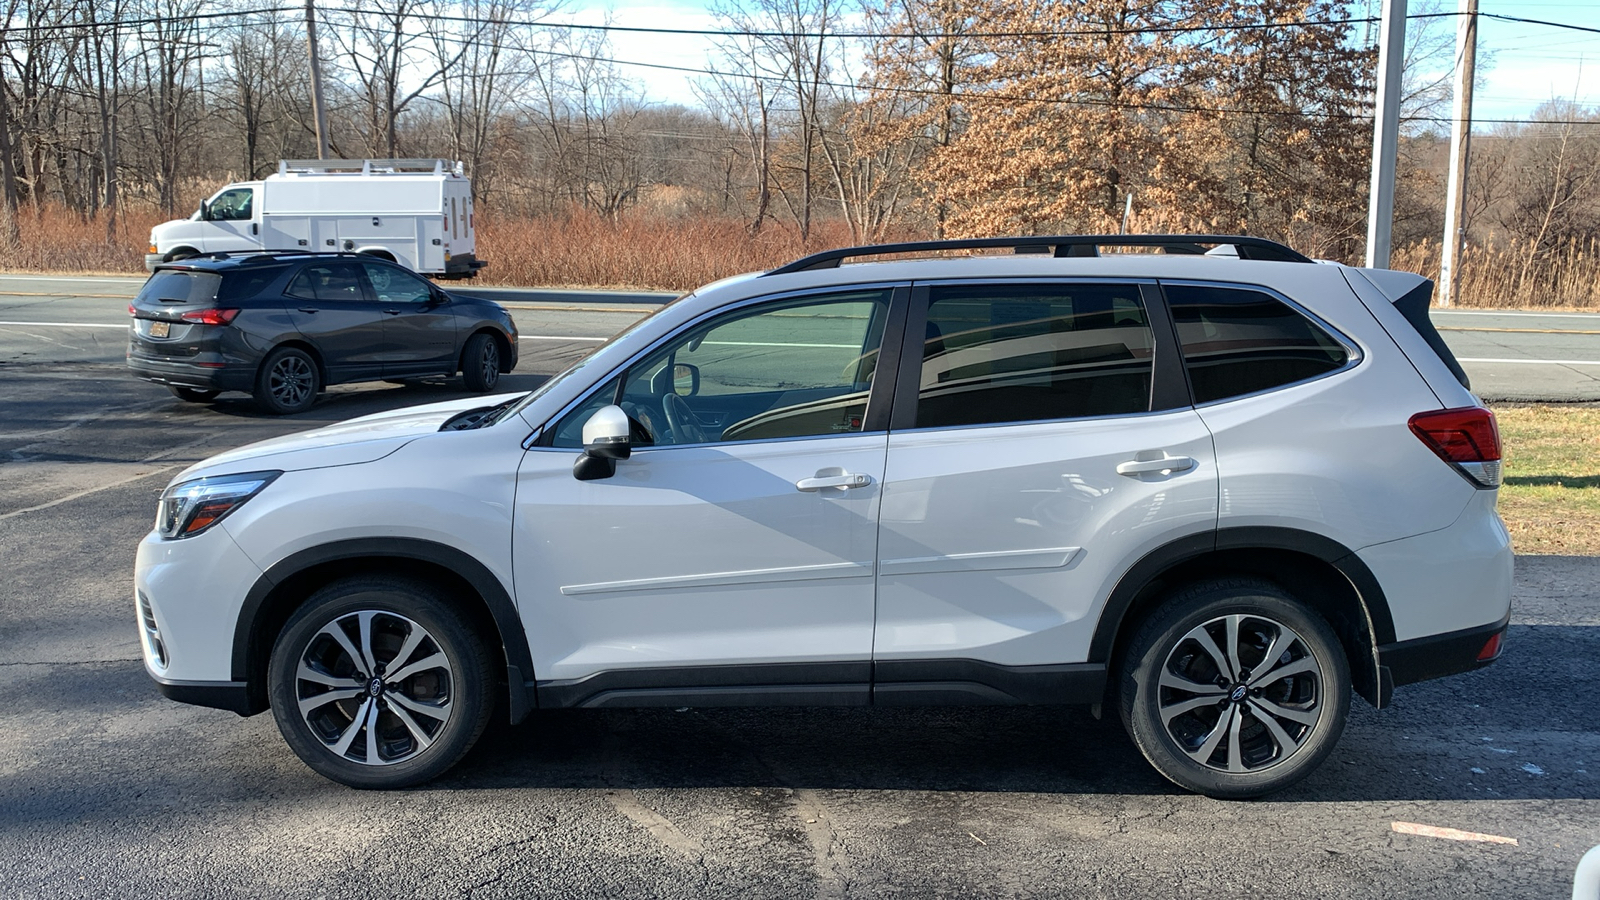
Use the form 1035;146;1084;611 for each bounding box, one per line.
148;673;258;716
145;252;164;272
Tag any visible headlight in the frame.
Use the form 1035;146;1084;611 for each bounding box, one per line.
156;471;280;539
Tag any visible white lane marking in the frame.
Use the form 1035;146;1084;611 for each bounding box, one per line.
1391;821;1519;846
1459;357;1600;366
0;464;182;522
0;320;126;328
520;334;607;342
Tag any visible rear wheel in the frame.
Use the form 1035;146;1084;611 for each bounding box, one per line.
168;386;220;403
460;332;500;392
253;346;320;415
1117;579;1350;799
266;576;495;789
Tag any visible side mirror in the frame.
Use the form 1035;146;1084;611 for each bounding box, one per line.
199;200;211;221
672;363;700;397
574;405;631;481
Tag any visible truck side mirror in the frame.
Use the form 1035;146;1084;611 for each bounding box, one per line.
573;405;631;481
198;200;210;221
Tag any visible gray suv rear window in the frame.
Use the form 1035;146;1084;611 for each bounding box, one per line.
1166;284;1348;404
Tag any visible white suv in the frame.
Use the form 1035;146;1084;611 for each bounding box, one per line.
136;235;1511;798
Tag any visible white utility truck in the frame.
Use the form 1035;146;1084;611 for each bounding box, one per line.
145;159;485;279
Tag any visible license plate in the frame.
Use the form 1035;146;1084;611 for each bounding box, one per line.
149;321;170;338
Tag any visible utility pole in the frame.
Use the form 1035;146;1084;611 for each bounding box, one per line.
1439;0;1478;307
1365;0;1407;269
305;0;331;160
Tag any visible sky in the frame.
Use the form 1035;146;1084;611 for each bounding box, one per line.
556;0;1600;126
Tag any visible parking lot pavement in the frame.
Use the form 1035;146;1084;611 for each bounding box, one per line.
0;277;1598;898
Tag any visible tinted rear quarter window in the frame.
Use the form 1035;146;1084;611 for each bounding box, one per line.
1165;284;1349;404
217;269;282;302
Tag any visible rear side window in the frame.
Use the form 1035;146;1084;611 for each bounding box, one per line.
1165;284;1349;404
217;269;280;302
137;271;221;305
913;282;1155;428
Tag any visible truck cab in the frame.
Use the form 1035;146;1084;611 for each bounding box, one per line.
146;182;264;266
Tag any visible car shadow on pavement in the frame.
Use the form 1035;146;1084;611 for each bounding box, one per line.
439;622;1598;803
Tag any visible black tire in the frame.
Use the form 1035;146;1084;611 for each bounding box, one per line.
1116;578;1351;799
252;346;320;415
168;386;220;403
460;332;501;392
166;248;199;261
266;576;495;789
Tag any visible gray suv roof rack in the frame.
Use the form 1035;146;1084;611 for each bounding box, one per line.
765;234;1312;275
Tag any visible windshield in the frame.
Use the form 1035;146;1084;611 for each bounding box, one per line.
501;301;680;424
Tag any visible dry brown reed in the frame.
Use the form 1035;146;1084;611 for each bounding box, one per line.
6;200;1599;308
1391;237;1600;309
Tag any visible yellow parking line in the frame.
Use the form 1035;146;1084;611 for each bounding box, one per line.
1439;326;1600;335
500;304;654;314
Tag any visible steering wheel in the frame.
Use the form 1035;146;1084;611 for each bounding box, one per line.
661;393;707;444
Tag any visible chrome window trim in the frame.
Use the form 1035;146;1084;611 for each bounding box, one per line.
1156;277;1365;409
528;281;908;449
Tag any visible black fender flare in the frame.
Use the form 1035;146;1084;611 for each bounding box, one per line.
234;537;536;719
1087;526;1396;703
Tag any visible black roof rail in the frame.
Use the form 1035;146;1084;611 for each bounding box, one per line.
764;234;1313;275
164;250;377;267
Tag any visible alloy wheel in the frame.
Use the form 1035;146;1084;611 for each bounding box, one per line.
269;356;315;408
1156;613;1325;774
293;610;455;767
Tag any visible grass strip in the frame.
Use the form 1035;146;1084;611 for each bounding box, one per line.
1491;404;1600;556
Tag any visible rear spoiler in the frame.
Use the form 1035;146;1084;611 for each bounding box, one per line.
1357;269;1471;390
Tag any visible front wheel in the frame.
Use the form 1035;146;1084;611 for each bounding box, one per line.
460;333;500;392
266;576;495;789
1117;579;1350;799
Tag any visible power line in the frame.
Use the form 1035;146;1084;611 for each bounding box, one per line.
464;36;1599;128
0;6;298;36
320;6;1390;40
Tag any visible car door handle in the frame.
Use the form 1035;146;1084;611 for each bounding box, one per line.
383;308;401;316
1116;454;1197;476
796;472;872;492
297;307;319;314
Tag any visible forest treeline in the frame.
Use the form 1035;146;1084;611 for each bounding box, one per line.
2;0;1598;302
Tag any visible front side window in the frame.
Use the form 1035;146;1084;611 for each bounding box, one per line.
364;263;432;304
209;188;253;221
286;263;369;303
1165;284;1349;404
912;282;1155;429
551;289;892;447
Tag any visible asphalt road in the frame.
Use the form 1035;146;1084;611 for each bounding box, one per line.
0;273;1597;898
1;273;1596;400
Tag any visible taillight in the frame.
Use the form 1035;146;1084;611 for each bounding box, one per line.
128;303;136;316
1409;406;1502;488
1477;631;1503;661
180;308;240;326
